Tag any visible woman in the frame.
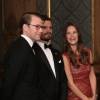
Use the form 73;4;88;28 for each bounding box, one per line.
62;22;96;100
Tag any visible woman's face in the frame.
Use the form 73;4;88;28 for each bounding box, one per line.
65;25;78;46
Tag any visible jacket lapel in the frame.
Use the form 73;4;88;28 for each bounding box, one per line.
50;48;60;80
33;43;56;78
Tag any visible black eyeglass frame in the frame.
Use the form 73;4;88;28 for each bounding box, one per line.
27;24;45;30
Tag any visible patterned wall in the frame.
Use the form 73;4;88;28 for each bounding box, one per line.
51;0;92;51
36;0;47;15
37;0;92;51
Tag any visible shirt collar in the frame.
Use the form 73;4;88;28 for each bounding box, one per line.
21;34;34;47
37;41;44;48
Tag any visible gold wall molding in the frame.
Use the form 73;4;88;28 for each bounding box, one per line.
47;0;51;17
92;0;95;61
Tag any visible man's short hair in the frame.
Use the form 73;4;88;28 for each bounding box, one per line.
19;12;43;29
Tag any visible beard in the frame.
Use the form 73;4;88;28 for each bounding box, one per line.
40;32;52;41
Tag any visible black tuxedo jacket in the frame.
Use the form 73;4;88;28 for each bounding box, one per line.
2;37;40;100
33;43;67;100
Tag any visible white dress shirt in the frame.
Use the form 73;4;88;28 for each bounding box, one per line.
21;34;35;54
37;42;56;77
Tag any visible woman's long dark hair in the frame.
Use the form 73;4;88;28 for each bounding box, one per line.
64;22;90;68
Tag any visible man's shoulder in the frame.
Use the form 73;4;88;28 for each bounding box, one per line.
51;47;63;59
51;47;60;54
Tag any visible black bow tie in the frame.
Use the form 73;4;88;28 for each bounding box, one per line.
44;44;52;49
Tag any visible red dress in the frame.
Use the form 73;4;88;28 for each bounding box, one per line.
64;53;93;100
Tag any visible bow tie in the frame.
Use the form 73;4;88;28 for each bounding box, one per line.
44;44;52;49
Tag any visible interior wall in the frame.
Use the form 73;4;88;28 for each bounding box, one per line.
3;0;36;35
93;2;100;97
94;0;100;64
0;0;2;34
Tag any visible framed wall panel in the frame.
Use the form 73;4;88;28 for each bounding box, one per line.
93;0;100;64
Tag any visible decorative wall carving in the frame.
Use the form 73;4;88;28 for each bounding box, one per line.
51;0;92;51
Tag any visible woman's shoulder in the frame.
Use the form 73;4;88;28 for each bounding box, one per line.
62;51;70;61
62;51;68;56
81;46;91;53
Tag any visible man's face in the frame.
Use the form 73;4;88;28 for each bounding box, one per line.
40;20;52;41
25;15;44;41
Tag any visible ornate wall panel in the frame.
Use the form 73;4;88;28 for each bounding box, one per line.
51;0;92;51
36;0;47;14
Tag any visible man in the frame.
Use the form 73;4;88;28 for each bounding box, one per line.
2;12;44;100
33;15;67;100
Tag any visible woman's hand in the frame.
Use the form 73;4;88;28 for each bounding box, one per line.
88;96;97;100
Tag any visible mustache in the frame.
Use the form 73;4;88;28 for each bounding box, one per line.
44;32;52;35
40;32;52;41
41;32;52;37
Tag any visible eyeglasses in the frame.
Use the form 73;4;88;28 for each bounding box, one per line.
28;24;45;30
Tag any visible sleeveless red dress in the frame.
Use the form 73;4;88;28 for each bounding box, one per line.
64;53;93;100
